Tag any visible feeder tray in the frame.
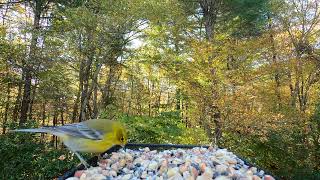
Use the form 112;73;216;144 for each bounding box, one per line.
58;143;277;180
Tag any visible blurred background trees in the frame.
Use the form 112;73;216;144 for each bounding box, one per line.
0;0;319;179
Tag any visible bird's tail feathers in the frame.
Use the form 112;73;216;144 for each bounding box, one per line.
10;128;50;134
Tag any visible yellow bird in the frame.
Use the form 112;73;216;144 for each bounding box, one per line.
11;119;127;167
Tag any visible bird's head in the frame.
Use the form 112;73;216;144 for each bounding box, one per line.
114;124;127;147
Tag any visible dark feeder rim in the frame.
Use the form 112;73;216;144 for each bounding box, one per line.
58;143;278;180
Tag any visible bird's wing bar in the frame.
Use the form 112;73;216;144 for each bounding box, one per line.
43;123;104;140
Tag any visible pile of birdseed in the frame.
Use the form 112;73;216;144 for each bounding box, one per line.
66;147;275;180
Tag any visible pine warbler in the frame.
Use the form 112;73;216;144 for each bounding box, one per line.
11;119;127;167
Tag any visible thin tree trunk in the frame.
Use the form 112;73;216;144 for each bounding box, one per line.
176;89;181;112
181;99;184;120
91;64;100;119
72;88;81;123
268;15;282;110
79;59;93;121
52;107;58;148
12;79;22;122
92;84;98;118
127;77;134;115
60;97;65;125
42;102;46;123
158;88;162;114
150;81;155;116
312;118;320;170
212;106;222;144
65;99;70;120
3;79;11;134
167;81;170;111
28;79;37;120
201;104;212;136
102;66;115;108
290;52;303;110
72;31;85;123
60;107;64;125
288;72;296;107
185;102;188;127
80;52;96;121
40;101;46;142
148;78;151;116
88;63;102;119
137;90;142;115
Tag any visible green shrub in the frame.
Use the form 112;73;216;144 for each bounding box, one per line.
118;112;210;145
221;130;320;179
0;122;79;179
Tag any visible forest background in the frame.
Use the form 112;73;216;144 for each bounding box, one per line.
0;0;319;179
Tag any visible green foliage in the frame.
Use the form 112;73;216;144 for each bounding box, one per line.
119;112;210;145
222;129;320;179
0;122;79;179
222;0;270;37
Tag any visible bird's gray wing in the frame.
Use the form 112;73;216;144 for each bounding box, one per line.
42;123;104;140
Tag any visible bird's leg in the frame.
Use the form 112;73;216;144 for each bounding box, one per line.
97;153;103;162
74;151;90;168
64;141;90;168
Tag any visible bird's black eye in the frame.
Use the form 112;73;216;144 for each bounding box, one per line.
120;137;124;142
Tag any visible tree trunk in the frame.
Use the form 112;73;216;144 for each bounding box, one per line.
52;107;58;148
101;63;122;109
28;79;37;120
20;69;32;125
72;88;81;123
212;106;222;144
288;72;297;108
60;106;64;125
79;28;95;122
42;101;46;125
72;31;85;122
312;119;320;170
102;66;115;108
150;81;155;116
199;0;223;145
167;86;170;111
92;82;98;119
91;63;101;119
41;101;46;143
199;0;220;41
158;87;162;114
181;99;184;120
3;79;11;134
88;63;102;119
148;78;151;116
12;78;22;122
289;51;303;110
20;0;42;125
127;77;134;115
79;57;93;122
268;15;282;110
185;102;189;127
